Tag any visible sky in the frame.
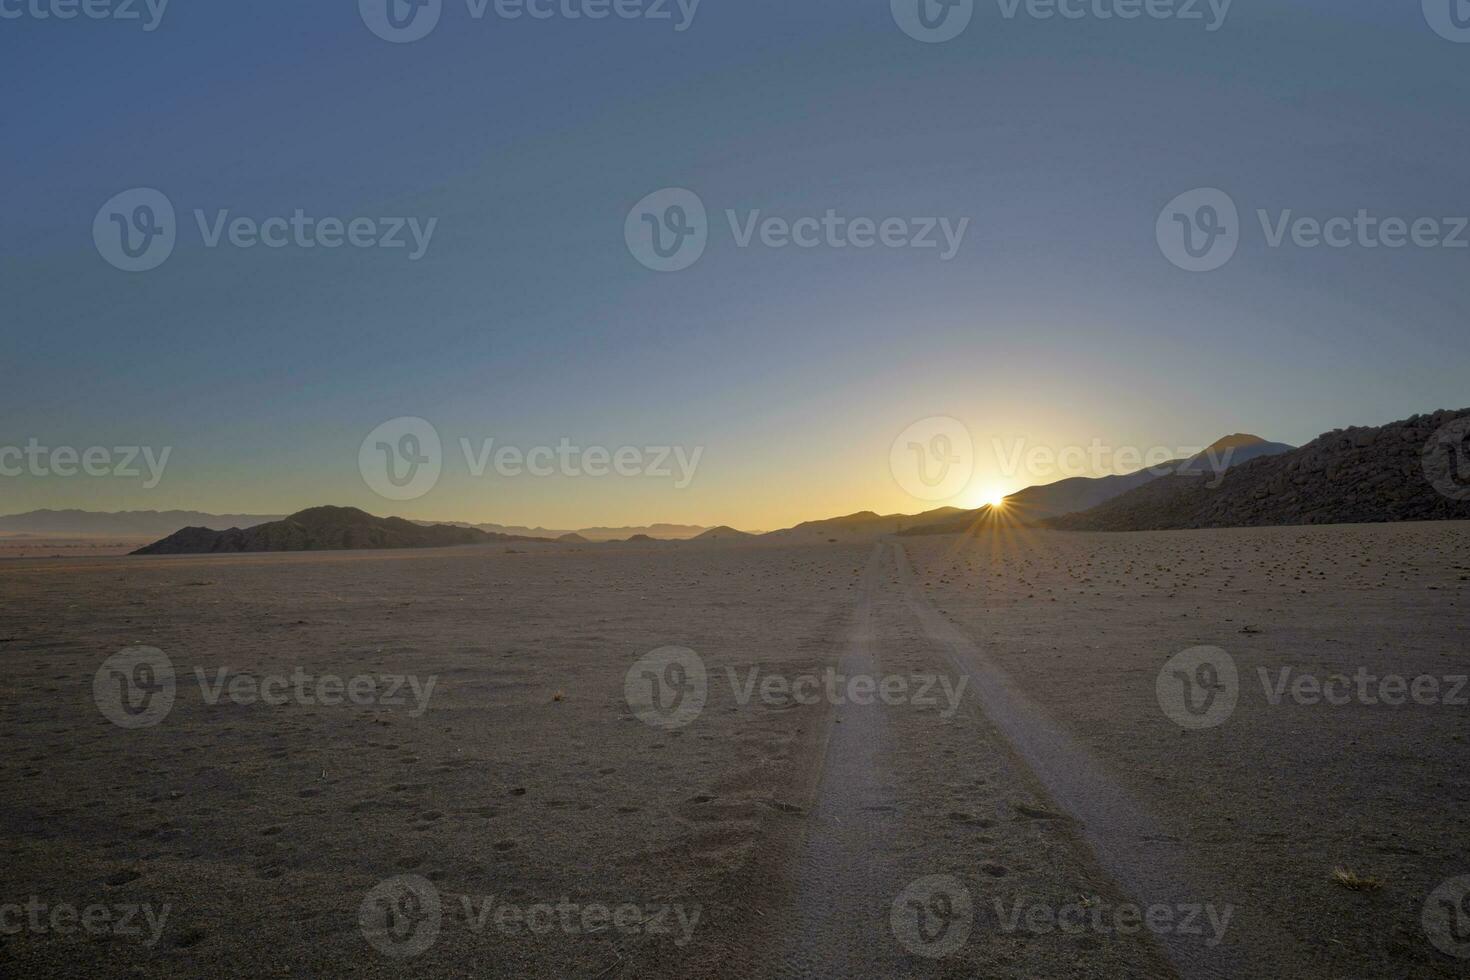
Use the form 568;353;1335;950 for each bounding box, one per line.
2;0;1468;531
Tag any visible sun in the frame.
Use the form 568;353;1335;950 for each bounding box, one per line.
969;486;1007;510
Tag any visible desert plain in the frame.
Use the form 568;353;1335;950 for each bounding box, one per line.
1;521;1467;978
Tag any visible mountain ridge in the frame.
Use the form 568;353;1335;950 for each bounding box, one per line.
131;506;551;555
1046;409;1470;531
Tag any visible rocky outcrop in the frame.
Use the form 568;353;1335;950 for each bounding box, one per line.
1047;409;1470;531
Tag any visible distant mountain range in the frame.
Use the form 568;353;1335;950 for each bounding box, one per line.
0;509;708;542
0;509;284;536
416;521;709;542
33;412;1470;557
132;506;548;555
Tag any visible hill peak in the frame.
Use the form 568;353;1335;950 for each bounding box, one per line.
1203;433;1268;453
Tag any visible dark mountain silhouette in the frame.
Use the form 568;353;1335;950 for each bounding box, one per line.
132;506;549;555
1047;409;1470;531
901;434;1294;534
761;507;968;543
1175;434;1296;475
694;525;757;542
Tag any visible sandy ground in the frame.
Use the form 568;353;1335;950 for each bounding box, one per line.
0;523;1466;977
0;534;156;559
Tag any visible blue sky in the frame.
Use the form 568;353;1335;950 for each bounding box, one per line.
2;0;1467;528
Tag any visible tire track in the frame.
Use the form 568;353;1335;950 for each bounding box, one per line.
768;543;904;978
890;540;1255;980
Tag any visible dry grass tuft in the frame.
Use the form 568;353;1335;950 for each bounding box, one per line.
1331;868;1384;892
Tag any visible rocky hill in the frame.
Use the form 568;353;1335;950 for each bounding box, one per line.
900;435;1293;534
694;525;757;543
1046;409;1470;531
132;506;547;555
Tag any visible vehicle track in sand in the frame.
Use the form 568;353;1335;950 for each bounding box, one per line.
762;540;1293;978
